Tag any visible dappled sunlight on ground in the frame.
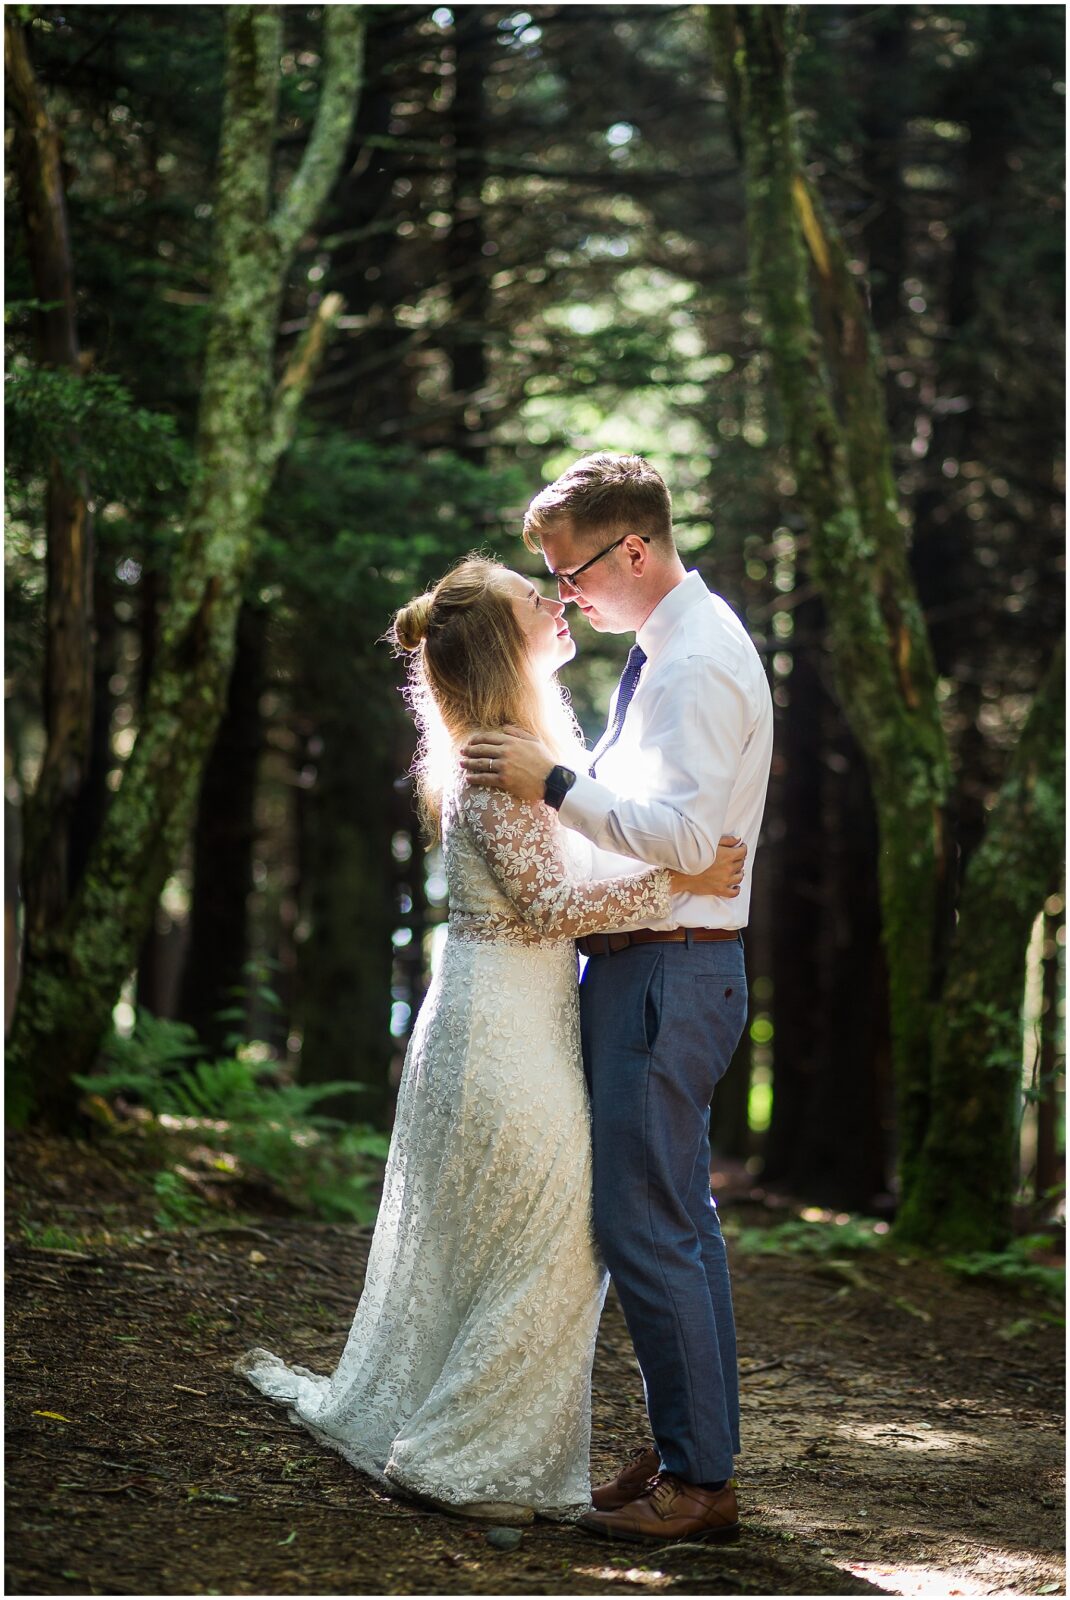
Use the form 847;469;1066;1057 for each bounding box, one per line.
844;1548;1064;1596
834;1419;986;1455
721;1218;1064;1599
573;1567;674;1589
5;1134;1064;1597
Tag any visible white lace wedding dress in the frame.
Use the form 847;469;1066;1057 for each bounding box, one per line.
235;777;670;1517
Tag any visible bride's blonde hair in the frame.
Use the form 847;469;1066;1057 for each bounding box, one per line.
390;554;585;837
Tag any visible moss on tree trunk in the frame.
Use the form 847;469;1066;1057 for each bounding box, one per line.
895;641;1066;1250
5;16;95;943
709;5;951;1200
707;5;1062;1249
7;6;364;1128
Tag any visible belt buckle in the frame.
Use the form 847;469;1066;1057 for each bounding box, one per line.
608;932;631;954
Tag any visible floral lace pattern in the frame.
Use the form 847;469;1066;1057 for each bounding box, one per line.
446;782;671;945
235;775;669;1516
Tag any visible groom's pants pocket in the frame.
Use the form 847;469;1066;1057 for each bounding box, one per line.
640;952;664;1053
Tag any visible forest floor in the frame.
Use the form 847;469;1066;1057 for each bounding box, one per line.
5;1128;1065;1599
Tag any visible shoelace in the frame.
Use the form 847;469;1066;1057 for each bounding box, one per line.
648;1474;681;1515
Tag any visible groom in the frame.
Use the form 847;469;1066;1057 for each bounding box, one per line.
462;453;773;1543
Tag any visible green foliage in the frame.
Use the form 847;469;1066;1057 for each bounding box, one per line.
258;428;533;741
944;1234;1065;1303
17;1217;82;1251
73;1013;389;1225
731;1215;887;1257
5;362;191;503
263;429;530;611
152;1168;211;1231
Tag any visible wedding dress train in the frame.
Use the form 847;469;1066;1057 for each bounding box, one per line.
236;778;670;1517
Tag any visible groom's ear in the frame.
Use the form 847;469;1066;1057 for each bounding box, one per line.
624;535;650;576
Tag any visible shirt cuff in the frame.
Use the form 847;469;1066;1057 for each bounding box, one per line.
558;772;616;841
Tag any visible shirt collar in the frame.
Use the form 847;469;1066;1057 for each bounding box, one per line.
636;570;710;665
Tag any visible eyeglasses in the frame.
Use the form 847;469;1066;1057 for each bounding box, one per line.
549;534;651;597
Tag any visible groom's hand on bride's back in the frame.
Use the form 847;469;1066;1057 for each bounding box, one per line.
460;725;555;805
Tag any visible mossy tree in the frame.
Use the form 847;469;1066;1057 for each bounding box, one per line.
7;6;365;1127
5;16;95;955
708;5;1064;1250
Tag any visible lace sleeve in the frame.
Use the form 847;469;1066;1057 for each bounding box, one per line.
461;785;672;937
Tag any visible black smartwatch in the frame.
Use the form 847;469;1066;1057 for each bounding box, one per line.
543;764;577;811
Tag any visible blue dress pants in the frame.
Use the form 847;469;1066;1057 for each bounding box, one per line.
580;934;748;1484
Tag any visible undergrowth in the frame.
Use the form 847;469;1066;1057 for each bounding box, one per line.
74;1012;390;1226
731;1214;1064;1307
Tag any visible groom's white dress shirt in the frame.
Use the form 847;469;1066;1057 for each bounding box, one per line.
559;570;774;931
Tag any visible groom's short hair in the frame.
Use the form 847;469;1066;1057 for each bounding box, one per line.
522;453;674;554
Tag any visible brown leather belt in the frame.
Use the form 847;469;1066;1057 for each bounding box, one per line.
576;928;741;958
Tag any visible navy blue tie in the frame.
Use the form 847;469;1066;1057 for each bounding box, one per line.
589;645;646;778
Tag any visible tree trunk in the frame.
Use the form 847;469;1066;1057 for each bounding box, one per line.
6;6;364;1128
707;7;1061;1248
763;586;824;1183
708;5;952;1211
803;704;889;1209
446;10;489;465
5;16;94;952
134;560;169;1016
895;641;1066;1250
1034;902;1063;1205
856;7;910;335
178;599;267;1054
68;558;118;899
320;7;421;441
295;660;398;1126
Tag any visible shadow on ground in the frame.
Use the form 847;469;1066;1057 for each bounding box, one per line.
5;1132;1065;1597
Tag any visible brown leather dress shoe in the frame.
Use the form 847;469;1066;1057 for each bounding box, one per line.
580;1471;740;1544
591;1446;662;1512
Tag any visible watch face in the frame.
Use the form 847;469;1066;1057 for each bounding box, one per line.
545;765;575;809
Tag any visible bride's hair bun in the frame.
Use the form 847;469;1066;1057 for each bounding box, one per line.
393;592;434;652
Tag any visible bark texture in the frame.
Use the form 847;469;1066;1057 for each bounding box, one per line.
7;6;364;1127
894;641;1066;1249
708;5;951;1200
446;10;490;464
294;640;403;1126
178;601;268;1056
707;5;1062;1247
5;16;94;945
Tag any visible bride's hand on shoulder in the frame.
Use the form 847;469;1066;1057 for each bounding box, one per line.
460;724;554;805
669;836;747;898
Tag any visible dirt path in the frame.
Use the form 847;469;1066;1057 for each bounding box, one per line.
5;1133;1065;1597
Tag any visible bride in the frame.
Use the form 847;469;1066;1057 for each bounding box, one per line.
235;555;745;1524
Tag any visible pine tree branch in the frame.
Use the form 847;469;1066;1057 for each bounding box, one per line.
706;5;745;164
269;292;345;465
356;131;737;188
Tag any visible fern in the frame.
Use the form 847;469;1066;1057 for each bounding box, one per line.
76;1015;387;1224
731;1216;885;1257
945;1235;1065;1302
